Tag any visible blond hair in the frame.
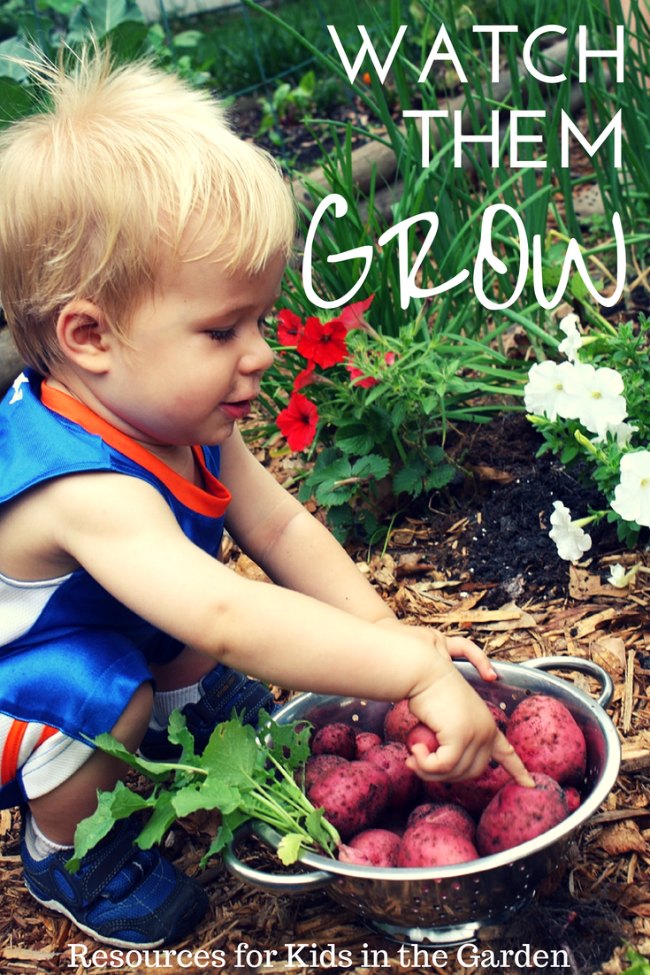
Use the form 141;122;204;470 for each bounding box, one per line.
0;46;296;373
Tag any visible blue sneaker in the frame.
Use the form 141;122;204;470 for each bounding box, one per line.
140;664;276;761
21;816;208;947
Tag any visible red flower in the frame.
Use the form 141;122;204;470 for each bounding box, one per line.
347;350;396;389
332;294;375;331
276;308;304;346
296;316;348;369
276;392;319;451
347;364;378;389
293;364;315;391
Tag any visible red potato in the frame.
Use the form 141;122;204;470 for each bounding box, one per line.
486;701;509;733
383;699;419;743
308;761;391;840
447;762;511;816
338;828;401;867
476;772;569;856
564;786;582;813
365;742;422;811
303;754;348;792
406;801;476;843
506;694;587;786
397;822;479;868
355;731;382;758
406;723;439;753
311;722;357;759
420;760;511;816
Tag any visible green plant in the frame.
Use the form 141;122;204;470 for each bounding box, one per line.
70;709;339;872
258;69;317;146
0;0;210;126
262;298;527;542
524;309;650;555
623;949;650;974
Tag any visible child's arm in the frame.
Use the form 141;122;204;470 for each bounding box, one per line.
222;428;496;681
45;466;531;786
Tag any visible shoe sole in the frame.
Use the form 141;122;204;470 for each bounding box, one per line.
24;877;168;949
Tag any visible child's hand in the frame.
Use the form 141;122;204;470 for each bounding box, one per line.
375;618;497;683
405;667;535;787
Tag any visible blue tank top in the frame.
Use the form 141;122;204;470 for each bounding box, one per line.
0;370;231;664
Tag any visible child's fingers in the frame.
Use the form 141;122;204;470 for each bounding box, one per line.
491;731;535;787
445;635;497;682
405;741;487;781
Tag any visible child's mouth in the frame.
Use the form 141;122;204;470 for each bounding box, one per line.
221;400;251;420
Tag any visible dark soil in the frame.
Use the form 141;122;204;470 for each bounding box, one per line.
417;413;623;608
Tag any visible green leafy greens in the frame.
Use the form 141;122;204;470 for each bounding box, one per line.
68;709;340;873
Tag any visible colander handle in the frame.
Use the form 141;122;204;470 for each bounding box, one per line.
520;656;614;707
223;820;335;894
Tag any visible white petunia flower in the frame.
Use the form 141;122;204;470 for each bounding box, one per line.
607;562;640;588
558;314;582;363
570;363;627;438
611;451;650;527
548;500;593;562
524;360;584;421
594;420;637;448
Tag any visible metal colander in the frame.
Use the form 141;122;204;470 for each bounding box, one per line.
224;657;620;944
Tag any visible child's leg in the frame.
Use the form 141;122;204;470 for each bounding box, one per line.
28;682;153;844
18;681;208;947
142;646;275;760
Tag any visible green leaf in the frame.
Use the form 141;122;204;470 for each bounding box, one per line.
200;717;259;786
135;791;177;849
309;455;353;486
392;465;424;496
351;454;390;480
0;78;35;127
167;709;197;761
68;782;153;872
277;832;304;865
261;712;312;772
424;464;455;490
314;479;357;507
335;426;375;455
0;38;34;81
84;0;129;36
90;733;176;782
623;950;650;975
171;777;241;819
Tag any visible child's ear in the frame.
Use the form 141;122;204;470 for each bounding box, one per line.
55;300;114;374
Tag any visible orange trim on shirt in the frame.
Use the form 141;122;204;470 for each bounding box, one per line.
40;383;231;518
1;720;27;784
35;725;59;748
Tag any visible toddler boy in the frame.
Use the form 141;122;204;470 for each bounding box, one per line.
0;47;529;947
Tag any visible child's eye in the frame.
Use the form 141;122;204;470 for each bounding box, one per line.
258;317;270;335
209;328;235;343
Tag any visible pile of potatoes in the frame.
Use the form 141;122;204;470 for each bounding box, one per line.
302;694;587;869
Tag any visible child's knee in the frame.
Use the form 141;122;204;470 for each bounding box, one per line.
111;681;154;752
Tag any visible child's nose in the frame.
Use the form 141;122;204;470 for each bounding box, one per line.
241;332;274;374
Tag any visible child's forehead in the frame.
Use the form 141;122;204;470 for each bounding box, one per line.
152;239;286;299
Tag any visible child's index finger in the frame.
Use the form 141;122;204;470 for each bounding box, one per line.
492;732;536;787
